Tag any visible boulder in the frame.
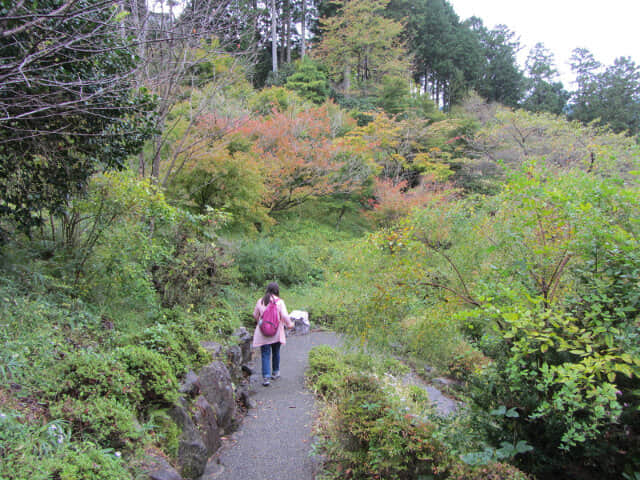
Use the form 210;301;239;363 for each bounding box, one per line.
241;364;253;377
142;451;183;480
198;361;235;432
200;341;223;359
233;327;252;364
193;395;221;455
178;370;200;397
290;310;310;335
235;383;252;410
169;403;208;479
225;344;243;383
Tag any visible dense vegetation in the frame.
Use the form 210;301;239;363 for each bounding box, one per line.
1;0;639;479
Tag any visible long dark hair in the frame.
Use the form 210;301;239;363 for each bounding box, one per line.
262;282;280;306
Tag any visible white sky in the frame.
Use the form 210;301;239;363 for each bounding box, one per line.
448;0;640;88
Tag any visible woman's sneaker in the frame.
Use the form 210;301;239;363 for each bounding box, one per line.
272;371;280;380
262;378;270;386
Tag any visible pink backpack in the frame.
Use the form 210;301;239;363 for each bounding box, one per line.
259;298;280;336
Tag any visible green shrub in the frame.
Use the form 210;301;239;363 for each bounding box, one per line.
146;409;181;459
307;346;352;399
284;57;330;104
190;303;242;340
114;346;179;409
236;237;322;286
133;321;209;377
307;346;348;381
319;373;454;480
447;341;490;382
405;312;462;370
0;412;70;480
50;396;141;450
248;86;306;115
50;352;142;406
449;462;532;480
56;443;132;480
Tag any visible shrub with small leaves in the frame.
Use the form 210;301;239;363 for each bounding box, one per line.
114;346;179;409
49;396;141;450
146;409;181;459
133;321;209;377
56;442;132;480
49;352;142;406
448;341;490;382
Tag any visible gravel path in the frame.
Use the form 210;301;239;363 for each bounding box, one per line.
201;331;341;480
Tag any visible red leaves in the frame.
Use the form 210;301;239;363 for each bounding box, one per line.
238;105;359;211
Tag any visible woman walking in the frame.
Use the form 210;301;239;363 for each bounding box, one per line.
252;282;294;386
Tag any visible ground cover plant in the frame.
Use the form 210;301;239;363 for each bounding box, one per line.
306;345;532;480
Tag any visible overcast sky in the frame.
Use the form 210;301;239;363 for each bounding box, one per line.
448;0;640;87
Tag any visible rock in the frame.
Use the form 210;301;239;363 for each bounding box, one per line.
241;364;253;377
179;370;200;396
198;361;235;432
144;452;183;480
235;384;251;410
233;327;252;364
290;310;310;335
201;341;223;359
169;403;209;479
193;395;221;455
226;344;243;383
433;377;455;386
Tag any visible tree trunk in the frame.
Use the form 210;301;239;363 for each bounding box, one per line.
343;65;351;92
301;0;306;57
285;0;292;64
271;0;278;73
151;134;162;183
138;151;145;177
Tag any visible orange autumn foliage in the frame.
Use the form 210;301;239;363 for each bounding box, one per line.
239;105;363;212
368;176;458;227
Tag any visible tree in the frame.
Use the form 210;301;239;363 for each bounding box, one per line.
124;0;255;184
0;0;154;230
469;19;525;107
463;101;638;179
570;49;640;135
521;42;569;115
388;0;483;109
314;0;409;96
285;57;330;104
239;104;368;212
377;75;410;115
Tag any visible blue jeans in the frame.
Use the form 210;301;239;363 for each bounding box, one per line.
261;342;281;379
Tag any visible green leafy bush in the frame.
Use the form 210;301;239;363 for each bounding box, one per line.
56;443;132;480
448;462;532;480
50;396;141;450
317;373;454;480
284;57;330;104
133;321;209;377
307;346;352;398
447;341;490;382
248;86;306;115
0;413;73;480
236;237;322;286
50;352;142;406
114;346;179;409
146;409;181;459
